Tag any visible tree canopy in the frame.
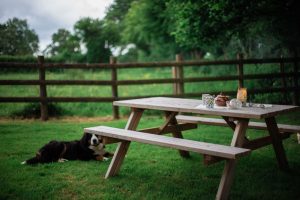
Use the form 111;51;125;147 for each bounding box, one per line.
167;0;300;57
0;18;39;56
2;1;300;61
43;29;81;58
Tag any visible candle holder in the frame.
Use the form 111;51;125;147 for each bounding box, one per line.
237;87;247;107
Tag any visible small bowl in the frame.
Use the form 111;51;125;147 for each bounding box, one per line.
226;99;242;109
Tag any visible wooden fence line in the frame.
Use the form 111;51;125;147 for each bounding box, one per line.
0;54;299;120
0;72;299;86
1;57;299;69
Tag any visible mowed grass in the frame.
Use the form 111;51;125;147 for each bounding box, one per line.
0;111;300;200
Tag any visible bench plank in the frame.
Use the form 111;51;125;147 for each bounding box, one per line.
84;126;250;159
176;115;300;133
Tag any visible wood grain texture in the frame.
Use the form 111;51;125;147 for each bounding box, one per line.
84;126;251;159
265;117;289;171
165;111;190;158
114;97;299;119
104;109;144;178
176;115;300;133
216;119;249;200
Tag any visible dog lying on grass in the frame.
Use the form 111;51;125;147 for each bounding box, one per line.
22;133;113;164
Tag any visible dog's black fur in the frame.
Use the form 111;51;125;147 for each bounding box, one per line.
22;133;113;165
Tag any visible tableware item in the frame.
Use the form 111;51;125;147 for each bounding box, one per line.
214;93;230;106
226;99;242;109
202;94;210;105
205;95;214;108
237;88;247;106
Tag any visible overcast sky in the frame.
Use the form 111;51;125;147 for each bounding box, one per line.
0;0;114;52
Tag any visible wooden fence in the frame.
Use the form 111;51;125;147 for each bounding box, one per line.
0;54;299;120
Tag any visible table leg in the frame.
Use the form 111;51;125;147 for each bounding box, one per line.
165;111;190;158
216;119;249;200
265;117;289;171
105;108;144;178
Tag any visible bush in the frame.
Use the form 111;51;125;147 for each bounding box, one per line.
11;103;65;118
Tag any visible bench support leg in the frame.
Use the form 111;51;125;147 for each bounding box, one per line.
165;111;190;158
105;141;130;179
105;108;144;178
265;117;289;171
216;119;249;200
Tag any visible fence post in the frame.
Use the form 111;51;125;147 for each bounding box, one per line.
38;56;48;121
172;54;184;96
237;53;244;88
110;56;119;119
279;55;288;104
293;53;299;105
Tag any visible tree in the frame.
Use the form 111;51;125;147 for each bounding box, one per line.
0;18;39;56
43;29;82;61
121;0;180;61
167;0;300;58
74;18;111;63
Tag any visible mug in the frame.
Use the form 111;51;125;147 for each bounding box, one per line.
205;95;214;108
202;94;210;106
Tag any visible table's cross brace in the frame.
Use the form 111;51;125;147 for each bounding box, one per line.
165;111;190;158
265;117;289;171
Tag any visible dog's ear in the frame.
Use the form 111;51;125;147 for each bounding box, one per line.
80;132;90;147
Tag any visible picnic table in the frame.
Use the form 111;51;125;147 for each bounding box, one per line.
84;97;300;200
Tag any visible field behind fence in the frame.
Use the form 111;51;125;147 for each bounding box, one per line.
0;54;299;120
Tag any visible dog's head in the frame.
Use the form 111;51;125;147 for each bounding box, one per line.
81;133;104;149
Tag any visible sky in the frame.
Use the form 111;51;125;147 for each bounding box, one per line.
0;0;114;53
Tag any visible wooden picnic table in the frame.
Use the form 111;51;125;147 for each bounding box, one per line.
85;97;299;200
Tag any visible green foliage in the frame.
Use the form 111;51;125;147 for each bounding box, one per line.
0;18;39;56
103;0;134;47
74;18;111;63
0;55;36;62
121;0;180;61
43;29;82;62
167;0;300;58
11;103;65;118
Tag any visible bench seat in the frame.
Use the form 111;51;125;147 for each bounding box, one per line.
176;115;300;133
84;126;251;160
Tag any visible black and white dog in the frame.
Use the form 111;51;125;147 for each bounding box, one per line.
22;133;113;165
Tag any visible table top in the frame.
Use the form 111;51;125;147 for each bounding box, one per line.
114;97;299;119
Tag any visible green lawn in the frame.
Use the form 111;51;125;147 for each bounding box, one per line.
0;111;300;200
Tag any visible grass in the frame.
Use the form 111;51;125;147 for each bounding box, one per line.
0;111;300;200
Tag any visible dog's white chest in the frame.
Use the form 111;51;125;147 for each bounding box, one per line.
89;145;105;155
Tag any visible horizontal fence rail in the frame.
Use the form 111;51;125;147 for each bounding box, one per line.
0;54;299;120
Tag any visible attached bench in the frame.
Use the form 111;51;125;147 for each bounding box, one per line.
176;115;300;144
84;126;251;167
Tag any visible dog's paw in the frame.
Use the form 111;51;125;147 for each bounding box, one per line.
58;158;68;163
21;161;26;165
103;157;110;161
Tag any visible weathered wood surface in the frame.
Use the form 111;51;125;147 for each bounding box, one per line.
1;57;299;69
216;119;249;200
0;73;298;86
176;115;300;133
265;117;289;171
114;97;299;119
102;123;198;145
84;126;251;159
105;109;144;178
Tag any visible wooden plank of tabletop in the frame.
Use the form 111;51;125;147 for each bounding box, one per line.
113;97;299;119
